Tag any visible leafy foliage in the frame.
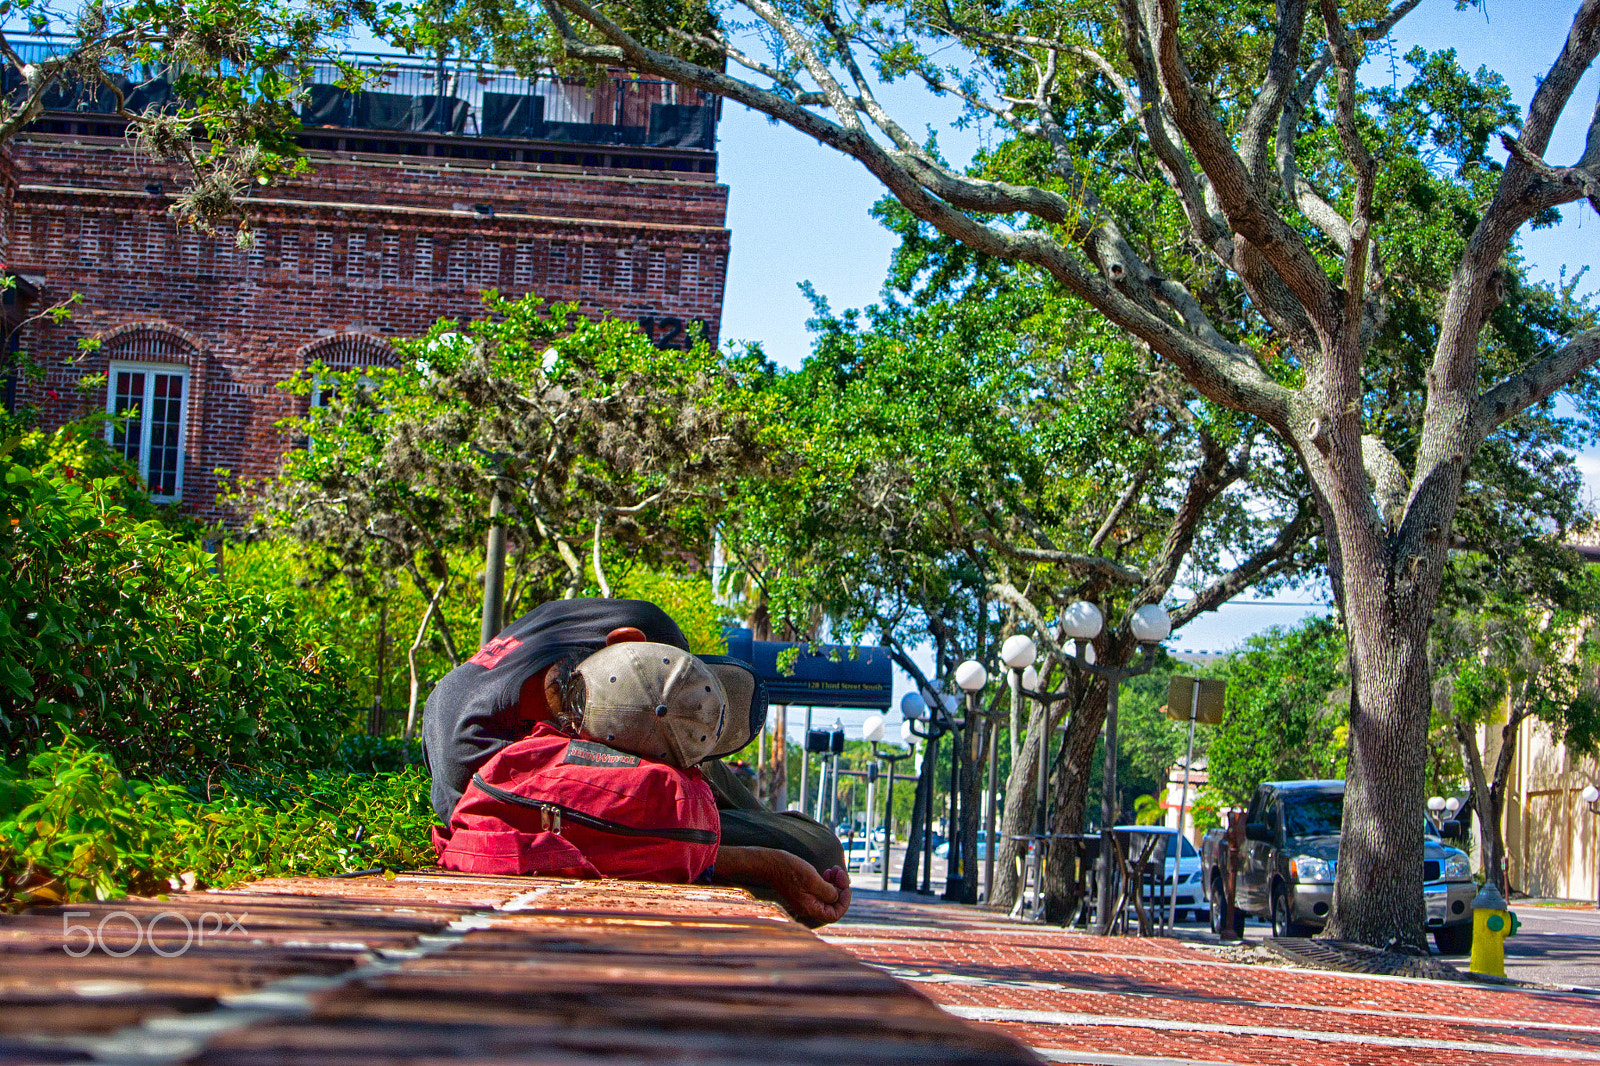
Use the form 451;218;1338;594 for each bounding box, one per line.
1;420;353;778
1203;617;1350;809
249;295;763;726
0;738;433;910
1;0;370;239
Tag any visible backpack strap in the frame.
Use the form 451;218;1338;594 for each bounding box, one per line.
470;774;719;846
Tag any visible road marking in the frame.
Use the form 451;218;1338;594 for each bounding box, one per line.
1032;1051;1240;1066
943;1006;1600;1061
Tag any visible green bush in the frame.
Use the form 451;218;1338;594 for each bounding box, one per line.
0;737;435;908
1;424;355;778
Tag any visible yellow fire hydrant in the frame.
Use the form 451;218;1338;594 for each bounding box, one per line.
1468;881;1519;977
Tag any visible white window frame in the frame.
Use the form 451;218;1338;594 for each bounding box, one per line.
309;371;377;409
105;361;189;502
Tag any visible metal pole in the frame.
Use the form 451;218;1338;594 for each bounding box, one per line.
924;735;935;893
881;759;897;893
830;718;844;829
1166;682;1201;934
756;723;766;807
865;769;877;877
799;706;813;815
984;706;1000;904
944;703;963;900
1095;671;1121;936
1032;700;1048;919
479;492;506;647
1009;664;1022;767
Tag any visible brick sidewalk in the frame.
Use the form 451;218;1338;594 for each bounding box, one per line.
826;891;1600;1066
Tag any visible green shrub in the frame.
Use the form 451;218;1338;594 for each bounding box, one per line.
1;425;355;778
0;737;435;908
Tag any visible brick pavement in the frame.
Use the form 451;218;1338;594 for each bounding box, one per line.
825;891;1600;1066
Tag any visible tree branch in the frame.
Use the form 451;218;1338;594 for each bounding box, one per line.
1151;0;1340;342
977;529;1145;587
1170;503;1313;629
1473;328;1600;445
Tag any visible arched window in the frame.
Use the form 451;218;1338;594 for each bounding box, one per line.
99;324;202;502
297;333;396;406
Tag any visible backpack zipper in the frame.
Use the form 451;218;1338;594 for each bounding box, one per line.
470;774;719;845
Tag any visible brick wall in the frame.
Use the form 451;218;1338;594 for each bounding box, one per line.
3;134;730;524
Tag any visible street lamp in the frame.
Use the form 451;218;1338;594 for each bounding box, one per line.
1428;795;1447;833
948;660;987;902
866;713;914;893
1062;599;1171;935
900;690;937;894
1582;784;1599;911
997;635;1037;905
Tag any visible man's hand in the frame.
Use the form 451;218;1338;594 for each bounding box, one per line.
714;845;852;927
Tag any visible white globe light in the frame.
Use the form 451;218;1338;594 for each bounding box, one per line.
1083;643;1097;665
901;719;916;745
1444;797;1461;814
1021;665;1040;691
1000;634;1038;670
955;660;988;692
1583;784;1600;803
862;714;885;743
1130;603;1172;643
1427;796;1446;812
1061;601;1104;640
901;692;927;720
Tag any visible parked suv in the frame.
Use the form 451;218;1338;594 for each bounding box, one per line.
1201;780;1475;953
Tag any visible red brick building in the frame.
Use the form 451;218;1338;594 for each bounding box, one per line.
2;50;729;523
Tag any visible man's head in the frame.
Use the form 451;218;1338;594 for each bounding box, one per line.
565;640;729;767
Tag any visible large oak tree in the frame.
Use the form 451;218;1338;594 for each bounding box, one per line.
488;0;1600;948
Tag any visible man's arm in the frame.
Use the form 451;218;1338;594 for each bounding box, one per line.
714;845;852;928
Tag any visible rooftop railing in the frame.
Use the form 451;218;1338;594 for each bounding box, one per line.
4;35;718;154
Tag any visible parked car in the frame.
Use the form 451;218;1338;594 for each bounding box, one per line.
1110;825;1209;923
841;838;883;873
934;832;994;861
1201;780;1475;953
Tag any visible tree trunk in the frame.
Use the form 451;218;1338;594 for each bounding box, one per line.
959;707;984;904
1454;713;1510;896
1322;557;1437;951
765;704;787;811
1043;681;1105;923
989;698;1046;910
899;740;933;893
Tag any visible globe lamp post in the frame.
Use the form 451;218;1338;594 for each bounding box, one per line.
948;660;988;902
901;691;937;894
865;712;914;893
1064;600;1171;935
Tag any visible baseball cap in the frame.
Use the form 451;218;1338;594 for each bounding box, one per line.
574;642;732;767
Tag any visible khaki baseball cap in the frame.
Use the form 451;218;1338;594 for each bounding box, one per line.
574;642;730;768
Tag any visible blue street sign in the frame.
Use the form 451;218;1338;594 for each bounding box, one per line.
723;628;894;709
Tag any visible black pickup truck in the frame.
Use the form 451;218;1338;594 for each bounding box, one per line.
1200;780;1476;953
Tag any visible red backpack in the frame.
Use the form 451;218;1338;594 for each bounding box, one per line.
431;722;720;882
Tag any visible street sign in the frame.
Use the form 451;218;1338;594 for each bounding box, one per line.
1166;676;1227;724
723;628;894;709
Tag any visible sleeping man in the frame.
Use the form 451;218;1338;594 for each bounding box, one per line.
422;597;851;927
